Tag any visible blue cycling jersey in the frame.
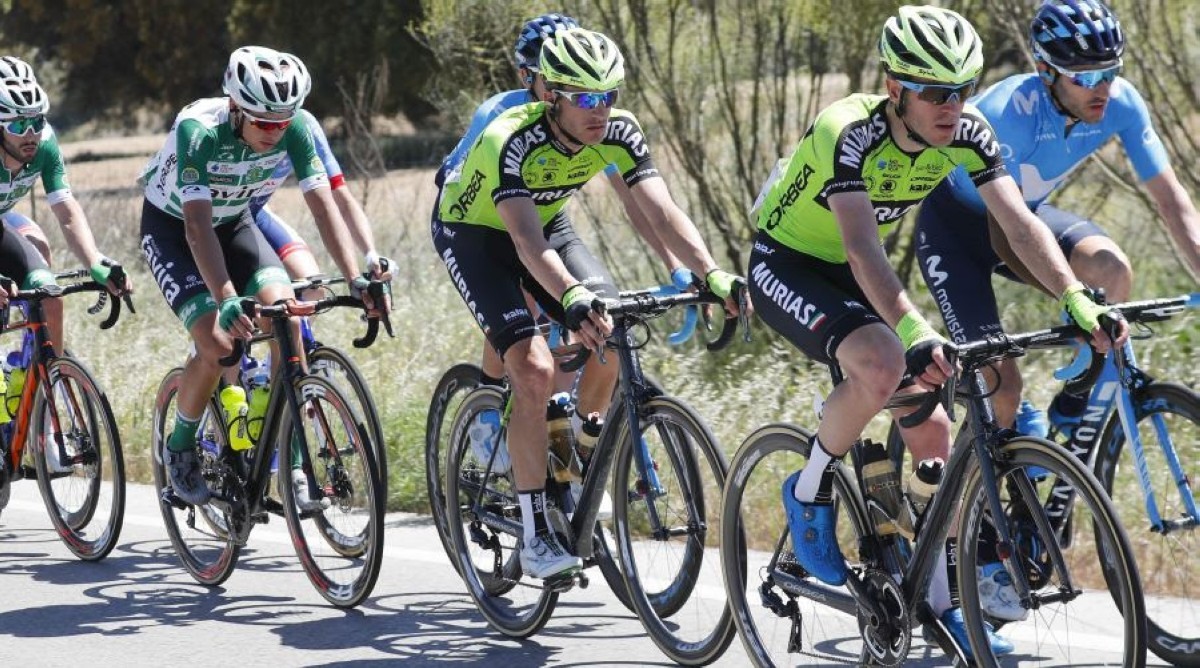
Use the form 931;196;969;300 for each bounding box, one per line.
939;73;1169;214
247;108;344;216
437;88;618;185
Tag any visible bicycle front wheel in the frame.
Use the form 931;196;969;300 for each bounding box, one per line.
612;395;735;665
1095;381;1200;666
425;362;482;570
150;368;240;585
279;375;384;608
31;356;125;560
444;386;556;637
721;423;874;667
957;435;1146;666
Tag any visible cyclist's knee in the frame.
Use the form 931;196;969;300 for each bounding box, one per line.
189;317;236;364
901;409;952;461
839;326;905;405
1072;239;1132;300
504;338;555;399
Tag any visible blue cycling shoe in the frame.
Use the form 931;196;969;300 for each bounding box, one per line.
940;606;1014;659
782;470;848;586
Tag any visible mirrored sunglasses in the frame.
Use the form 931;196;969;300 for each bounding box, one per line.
896;79;977;106
242;111;293;131
1048;61;1121;89
553;89;619;110
3;115;45;136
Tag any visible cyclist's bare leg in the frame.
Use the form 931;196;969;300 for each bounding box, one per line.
255;281;302;373
44;296;65;356
889;388;952;467
20;226;51;267
178;311;236;418
574;348;617;424
987;358;1022;429
1068;235;1132;303
480;288;542;384
817;323;906;456
278;246;323;301
503;335;556;492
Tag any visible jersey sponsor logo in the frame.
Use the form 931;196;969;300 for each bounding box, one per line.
209;184;259;201
956;117;1000;157
880;179;896;194
752;241;775;256
566;168;590;180
909;183;933;193
926;256;967;343
874;203;915;222
181;185;208;199
502;125;549;178
763;163;815;230
502;307;530;322
837;114;888;170
309;156;322;171
141;233;181;304
529;186;581;203
605;118;650;158
1012;89;1039;115
448;169;486;219
216;150;237;161
749;261;827;330
924;255;949;286
180;167;200;184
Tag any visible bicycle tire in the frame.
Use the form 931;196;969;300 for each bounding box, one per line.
308;345;387;492
31;356;125;561
444;385;555;637
1094;381;1200;666
278;375;384;608
424;362;482;569
721;422;875;667
957;435;1146;666
611;395;736;665
151;368;240;585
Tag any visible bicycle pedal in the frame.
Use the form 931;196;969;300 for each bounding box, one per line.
542;568;581;593
160;487;188;511
250;511;270;524
261;496;285;516
915;602;969;664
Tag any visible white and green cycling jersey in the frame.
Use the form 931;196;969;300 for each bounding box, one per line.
140;97;328;224
0;124;73;215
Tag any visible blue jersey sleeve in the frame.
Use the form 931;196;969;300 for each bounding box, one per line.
439;89;532;182
304;109;343;182
1112;81;1169;182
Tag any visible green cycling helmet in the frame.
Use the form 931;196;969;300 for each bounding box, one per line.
539;28;624;91
880;5;983;84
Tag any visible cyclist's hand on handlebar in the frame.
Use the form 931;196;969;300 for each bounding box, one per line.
562;283;611;350
0;275;10;308
898;312;954;391
351;275;392;315
705;269;753;318
366;252;394;282
91;259;133;297
217;295;253;339
1061;282;1128;353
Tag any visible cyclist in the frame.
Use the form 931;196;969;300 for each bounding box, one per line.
0;56;130;358
913;0;1199;621
747;6;1124;658
140;46;381;508
439;13;696;416
432;27;745;581
247;108;392;290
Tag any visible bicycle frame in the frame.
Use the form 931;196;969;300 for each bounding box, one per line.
1043;293;1200;535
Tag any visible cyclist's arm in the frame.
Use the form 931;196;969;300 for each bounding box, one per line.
977;175;1078;297
829;191;918;328
1143;168;1200;281
305;186;360;285
331;185;379;261
604;169;682;273
182;200;236;302
626;176;720;278
49;197;105;268
497;197;579;300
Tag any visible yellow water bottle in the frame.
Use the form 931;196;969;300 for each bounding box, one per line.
247;385;270;442
0;364;10;425
6;365;25;419
219;385;252;451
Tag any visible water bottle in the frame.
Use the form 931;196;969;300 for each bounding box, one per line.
546;392;582;483
576;411;604;466
0;357;11;426
467;409;509;473
5;351;24;419
1016;399;1049;480
219;385;252;451
860;439;908;538
245;363;271;442
905;458;944;536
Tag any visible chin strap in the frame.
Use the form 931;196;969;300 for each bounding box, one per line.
894;92;933;148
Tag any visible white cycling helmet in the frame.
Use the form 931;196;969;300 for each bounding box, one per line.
0;56;49;121
222;46;311;117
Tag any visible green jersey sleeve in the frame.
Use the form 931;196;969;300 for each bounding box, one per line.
283;114;329;192
951;106;1007;187
176;118;215;202
35;133;72;204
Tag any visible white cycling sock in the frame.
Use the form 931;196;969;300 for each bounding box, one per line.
928;543;951;615
794;437;834;503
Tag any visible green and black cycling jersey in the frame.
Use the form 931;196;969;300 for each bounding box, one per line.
437;101;658;228
754;94;1007;263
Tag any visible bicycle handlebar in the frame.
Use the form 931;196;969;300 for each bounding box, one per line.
0;265;133;330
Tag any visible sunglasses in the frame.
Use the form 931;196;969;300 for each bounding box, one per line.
552;89;619;110
1047;60;1121;89
896;79;977;105
241;110;293;132
3;115;45;136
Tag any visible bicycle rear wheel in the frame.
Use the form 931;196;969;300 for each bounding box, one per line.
612;395;735;665
307;345;387;492
958;435;1146;666
444;386;556;637
31;356;125;560
721;423;875;667
425;362;482;569
1095;381;1200;666
151;368;240;585
279;375;384;608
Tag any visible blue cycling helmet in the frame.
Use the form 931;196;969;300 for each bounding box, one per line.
514;13;580;70
1030;0;1124;69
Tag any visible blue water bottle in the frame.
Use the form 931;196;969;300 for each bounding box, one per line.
1016;400;1049;480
